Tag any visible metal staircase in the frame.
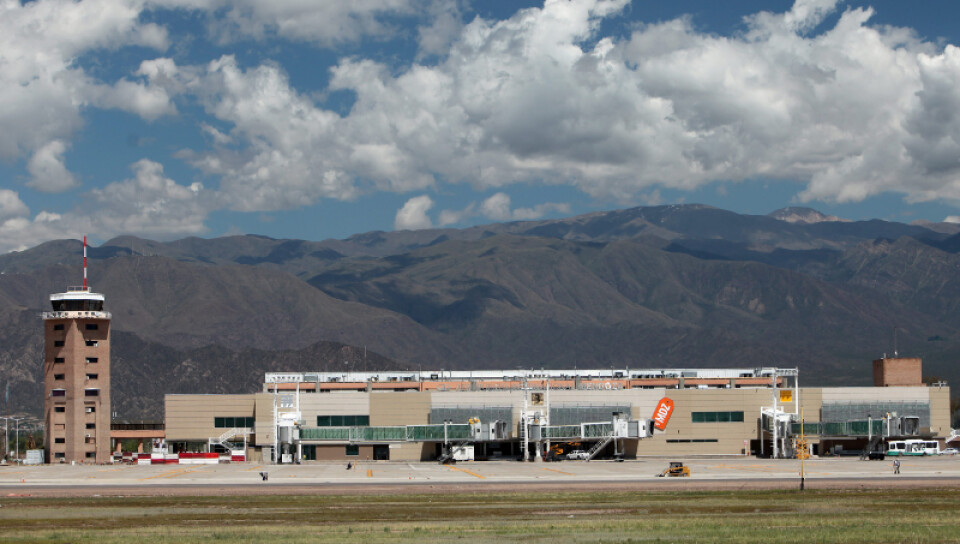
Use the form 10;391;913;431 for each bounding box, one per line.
585;436;614;460
860;435;883;459
437;441;470;464
208;427;250;453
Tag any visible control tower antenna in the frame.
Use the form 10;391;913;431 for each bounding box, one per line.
83;236;87;290
894;326;899;358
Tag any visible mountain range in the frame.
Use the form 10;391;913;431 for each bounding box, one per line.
3;204;960;419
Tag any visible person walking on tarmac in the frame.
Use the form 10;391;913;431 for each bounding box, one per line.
893;458;901;474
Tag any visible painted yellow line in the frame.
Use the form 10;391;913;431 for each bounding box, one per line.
137;466;207;481
542;467;575;476
444;465;485;479
243;465;264;472
367;469;373;478
139;467;190;481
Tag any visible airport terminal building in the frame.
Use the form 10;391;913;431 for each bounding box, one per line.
164;358;953;463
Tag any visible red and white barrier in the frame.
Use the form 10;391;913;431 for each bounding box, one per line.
179;452;220;465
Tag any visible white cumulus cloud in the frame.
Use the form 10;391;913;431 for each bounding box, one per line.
86;159;209;238
479;192;570;222
26;140;78;193
122;0;960;222
0;159;210;253
395;195;434;230
162;0;422;47
0;0;173;181
0;190;29;223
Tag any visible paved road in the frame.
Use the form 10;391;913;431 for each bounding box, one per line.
1;457;958;496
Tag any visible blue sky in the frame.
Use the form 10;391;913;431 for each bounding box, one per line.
2;0;960;253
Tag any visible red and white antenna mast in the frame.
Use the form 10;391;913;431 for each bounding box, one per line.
83;235;88;291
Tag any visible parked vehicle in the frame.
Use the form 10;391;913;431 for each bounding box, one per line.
565;450;589;460
939;448;958;455
657;461;691;477
888;439;940;456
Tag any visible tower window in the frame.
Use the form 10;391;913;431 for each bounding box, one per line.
86;357;98;364
53;324;64;331
84;388;99;397
86;452;96;458
55;438;65;444
51;389;66;397
54;374;65;380
54;340;65;347
85;406;96;413
86;373;98;380
54;406;65;413
54;357;65;363
86;423;96;429
85;340;98;347
85;324;99;331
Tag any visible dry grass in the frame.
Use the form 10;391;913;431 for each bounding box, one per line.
1;488;958;542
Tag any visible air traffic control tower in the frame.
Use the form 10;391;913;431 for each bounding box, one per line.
42;239;111;463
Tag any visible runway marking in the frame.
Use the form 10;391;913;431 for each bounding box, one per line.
445;466;485;479
243;465;264;472
709;464;781;473
138;466;207;481
542;468;575;476
139;467;190;481
367;469;373;478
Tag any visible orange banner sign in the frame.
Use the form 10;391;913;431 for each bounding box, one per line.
653;397;674;431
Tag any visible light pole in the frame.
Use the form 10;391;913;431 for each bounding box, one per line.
11;417;23;463
1;416;9;462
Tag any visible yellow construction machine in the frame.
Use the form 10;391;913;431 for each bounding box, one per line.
657;461;691;477
546;442;582;461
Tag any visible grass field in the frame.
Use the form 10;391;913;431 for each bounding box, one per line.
1;488;957;543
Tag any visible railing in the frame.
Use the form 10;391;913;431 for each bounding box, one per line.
111;423;164;431
790;420;917;437
209;427;251;450
543;425;582;439
42;311;112;320
585;436;614;460
300;425;471;442
581;422;614;438
299;422;621;443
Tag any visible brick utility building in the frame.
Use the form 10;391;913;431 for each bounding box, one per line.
42;279;111;464
164;361;953;463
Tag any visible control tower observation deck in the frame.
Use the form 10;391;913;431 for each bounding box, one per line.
42;285;112;464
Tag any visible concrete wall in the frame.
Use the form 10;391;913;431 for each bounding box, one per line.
370;391;431;426
311;445;376;461
929;386;952;437
165;394;256;442
253;393;275;446
299;392;370;427
635;388;770;456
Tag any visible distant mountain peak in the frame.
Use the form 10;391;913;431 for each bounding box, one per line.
768;207;847;224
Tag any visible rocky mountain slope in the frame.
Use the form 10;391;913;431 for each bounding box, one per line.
2;204;959;418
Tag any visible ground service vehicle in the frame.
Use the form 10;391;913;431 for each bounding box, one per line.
657;461;691;477
888;439;939;456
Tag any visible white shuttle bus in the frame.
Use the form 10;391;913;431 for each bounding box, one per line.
887;439;940;456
